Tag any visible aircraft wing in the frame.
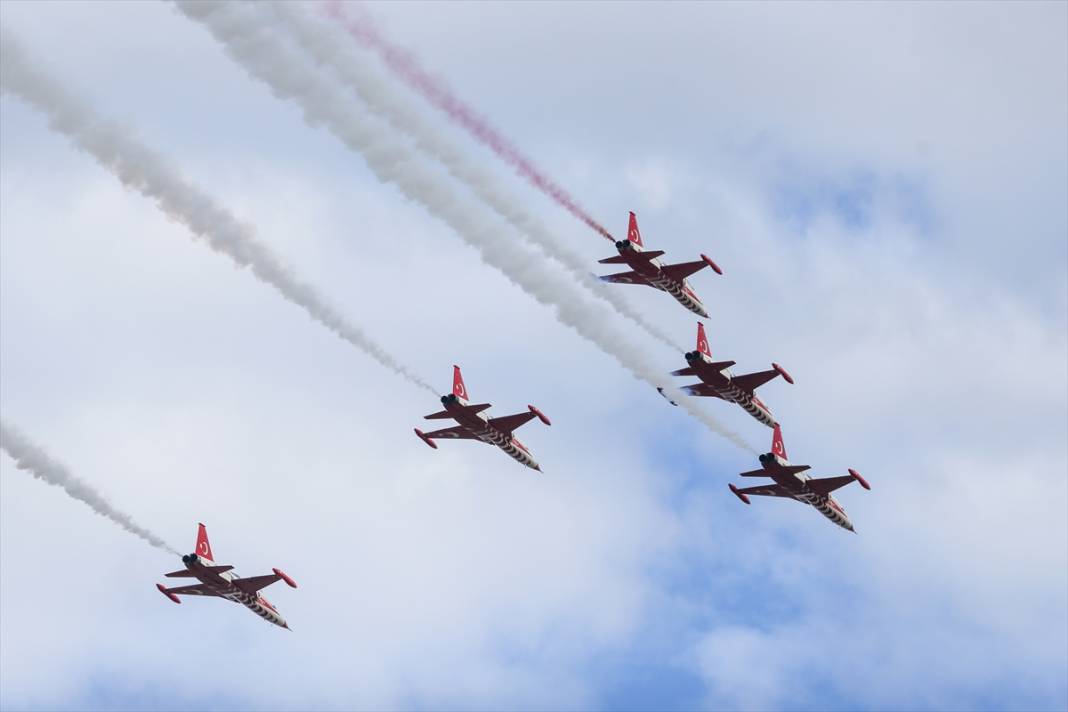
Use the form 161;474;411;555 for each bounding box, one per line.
234;573;285;595
735;484;792;499
422;425;486;442
807;475;856;496
599;270;651;286
731;369;781;394
164;583;222;597
488;411;537;436
680;382;725;399
661;259;710;282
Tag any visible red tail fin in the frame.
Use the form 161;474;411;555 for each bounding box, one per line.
195;523;214;561
696;322;711;357
627;212;643;247
771;425;787;460
452;365;469;400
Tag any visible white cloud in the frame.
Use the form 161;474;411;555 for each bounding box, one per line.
1;1;1064;709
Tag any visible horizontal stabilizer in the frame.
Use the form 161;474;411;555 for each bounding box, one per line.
163;569;198;578
707;360;736;371
781;464;811;476
204;565;234;575
738;468;770;478
671;367;696;377
597;250;665;265
425;403;490;419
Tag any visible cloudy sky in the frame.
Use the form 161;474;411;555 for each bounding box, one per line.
1;1;1065;710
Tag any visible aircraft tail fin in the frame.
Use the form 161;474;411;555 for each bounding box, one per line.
771;425;787;460
452;365;469;402
195;523;214;562
627;211;644;247
696;322;711;357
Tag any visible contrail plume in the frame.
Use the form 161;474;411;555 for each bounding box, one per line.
0;420;179;555
0;26;434;394
177;2;753;452
260;2;683;353
323;2;615;243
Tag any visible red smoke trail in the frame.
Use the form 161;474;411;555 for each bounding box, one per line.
324;1;615;242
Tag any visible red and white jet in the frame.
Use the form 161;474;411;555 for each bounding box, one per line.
666;322;793;428
414;365;551;471
598;212;722;318
155;523;297;629
729;425;871;532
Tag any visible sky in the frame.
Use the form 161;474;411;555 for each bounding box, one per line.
0;1;1065;710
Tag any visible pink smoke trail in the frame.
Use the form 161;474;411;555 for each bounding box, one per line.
324;1;615;242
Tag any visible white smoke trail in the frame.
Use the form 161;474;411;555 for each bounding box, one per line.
176;2;753;452
261;2;684;353
0;420;180;554
0;27;434;394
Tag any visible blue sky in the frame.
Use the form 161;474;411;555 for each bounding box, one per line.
1;2;1065;710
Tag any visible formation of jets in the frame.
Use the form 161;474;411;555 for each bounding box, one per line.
156;210;869;629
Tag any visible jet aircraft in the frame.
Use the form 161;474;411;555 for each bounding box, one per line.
156;523;297;629
665;322;793;427
597;212;722;318
729;425;871;532
414;365;551;471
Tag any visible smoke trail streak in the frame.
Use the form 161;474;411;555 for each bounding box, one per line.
262;3;683;353
0;27;434;394
0;420;179;554
323;2;615;242
177;2;753;452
